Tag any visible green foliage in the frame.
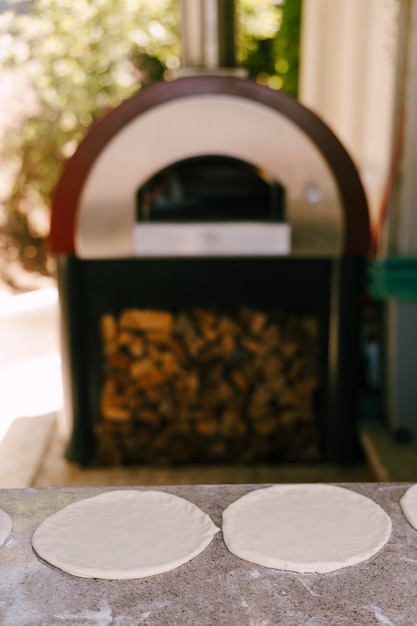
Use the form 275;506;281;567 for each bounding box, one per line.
0;0;181;239
237;0;301;94
272;0;302;95
0;0;302;249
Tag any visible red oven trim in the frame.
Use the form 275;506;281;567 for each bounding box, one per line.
50;76;370;256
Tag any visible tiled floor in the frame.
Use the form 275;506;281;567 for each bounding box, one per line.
26;415;417;488
31;419;375;487
6;408;417;488
0;287;62;442
2;286;417;489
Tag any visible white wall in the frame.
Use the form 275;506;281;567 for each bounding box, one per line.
299;0;399;228
383;0;417;256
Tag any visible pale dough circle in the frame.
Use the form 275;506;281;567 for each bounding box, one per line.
32;490;219;579
222;484;391;574
0;509;12;546
400;484;417;529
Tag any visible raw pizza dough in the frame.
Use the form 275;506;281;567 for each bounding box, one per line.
32;490;219;579
400;484;417;529
0;508;12;546
222;484;391;574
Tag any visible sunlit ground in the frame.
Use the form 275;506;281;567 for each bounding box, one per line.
0;287;63;442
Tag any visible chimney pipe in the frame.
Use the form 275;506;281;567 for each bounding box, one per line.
178;0;246;77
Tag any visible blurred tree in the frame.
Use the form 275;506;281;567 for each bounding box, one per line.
0;0;301;279
238;0;301;94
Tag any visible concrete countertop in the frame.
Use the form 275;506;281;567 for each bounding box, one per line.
0;483;415;625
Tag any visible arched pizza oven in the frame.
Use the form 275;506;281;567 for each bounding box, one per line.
51;76;368;259
50;7;369;467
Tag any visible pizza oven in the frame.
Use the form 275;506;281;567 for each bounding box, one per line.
49;0;370;466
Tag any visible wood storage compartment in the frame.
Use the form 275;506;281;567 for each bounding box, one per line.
97;306;320;465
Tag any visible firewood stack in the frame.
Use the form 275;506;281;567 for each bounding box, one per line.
95;306;321;465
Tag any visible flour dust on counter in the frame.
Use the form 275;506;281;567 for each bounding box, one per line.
400;484;417;529
0;508;12;546
32;489;219;579
222;484;392;573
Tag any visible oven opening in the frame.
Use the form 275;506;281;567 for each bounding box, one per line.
136;155;286;224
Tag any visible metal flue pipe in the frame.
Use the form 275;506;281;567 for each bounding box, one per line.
179;0;245;76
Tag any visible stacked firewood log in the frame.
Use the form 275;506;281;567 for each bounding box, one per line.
95;306;321;465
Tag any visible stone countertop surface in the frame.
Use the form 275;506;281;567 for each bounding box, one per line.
0;483;415;626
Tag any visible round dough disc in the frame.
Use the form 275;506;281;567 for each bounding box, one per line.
32;490;219;579
222;484;391;574
0;509;12;547
400;484;417;529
